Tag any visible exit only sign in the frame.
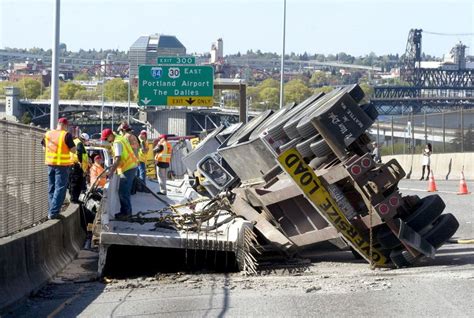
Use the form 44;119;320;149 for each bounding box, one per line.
138;65;214;107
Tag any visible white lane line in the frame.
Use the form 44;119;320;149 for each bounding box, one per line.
399;188;461;194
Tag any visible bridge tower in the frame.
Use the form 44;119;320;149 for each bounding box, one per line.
5;87;22;119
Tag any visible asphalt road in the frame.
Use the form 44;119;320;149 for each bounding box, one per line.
5;180;473;318
398;179;473;240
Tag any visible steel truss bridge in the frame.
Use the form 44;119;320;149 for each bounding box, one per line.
372;29;474;115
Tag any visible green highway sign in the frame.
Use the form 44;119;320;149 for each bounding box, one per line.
138;65;214;107
156;56;196;65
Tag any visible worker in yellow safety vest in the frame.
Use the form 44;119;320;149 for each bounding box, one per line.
153;134;172;195
101;128;138;219
118;122;140;157
42;117;77;219
69;132;90;203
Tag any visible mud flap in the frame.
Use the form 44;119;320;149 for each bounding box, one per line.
394;218;436;259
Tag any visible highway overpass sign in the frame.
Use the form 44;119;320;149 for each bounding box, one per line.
138;65;214;107
157;56;196;65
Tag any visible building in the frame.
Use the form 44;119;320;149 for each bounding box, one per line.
210;38;224;64
129;34;186;79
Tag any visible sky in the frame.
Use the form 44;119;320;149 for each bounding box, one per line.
1;0;473;57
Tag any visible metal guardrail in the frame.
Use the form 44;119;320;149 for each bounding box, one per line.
0;120;48;237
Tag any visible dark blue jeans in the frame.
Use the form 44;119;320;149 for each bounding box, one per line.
118;168;137;216
137;162;146;185
48;165;71;218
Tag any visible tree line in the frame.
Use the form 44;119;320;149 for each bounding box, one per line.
0;76;134;101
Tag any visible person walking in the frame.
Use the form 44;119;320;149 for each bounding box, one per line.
101;128;138;219
69;132;89;203
153;134;172;195
137;130;148;186
420;143;432;181
43;118;76;219
90;155;107;189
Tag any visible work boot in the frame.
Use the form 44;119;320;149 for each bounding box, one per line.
114;212;129;221
48;214;64;220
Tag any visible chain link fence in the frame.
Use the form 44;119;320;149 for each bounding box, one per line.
0;120;48;238
370;109;474;156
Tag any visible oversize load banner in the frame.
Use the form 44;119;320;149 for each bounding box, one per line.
277;148;387;265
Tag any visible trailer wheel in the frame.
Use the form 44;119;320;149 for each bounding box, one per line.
404;195;445;232
296;135;318;159
377;195;447;249
350;247;364;260
377;226;401;250
310;139;332;157
423;213;459;249
390;249;417;268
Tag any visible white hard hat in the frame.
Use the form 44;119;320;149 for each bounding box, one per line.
80;132;90;141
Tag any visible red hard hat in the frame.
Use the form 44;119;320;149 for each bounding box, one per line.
58;117;68;125
160;134;167;139
140;130;147;136
100;128;113;140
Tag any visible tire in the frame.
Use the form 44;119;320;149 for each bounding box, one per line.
350;247;364;260
279;137;302;153
376;195;446;249
249;106;292;141
404;195;445;233
376;227;402;250
310;139;332;157
423;213;459;249
227;109;273;145
361;103;378;121
296;119;317;139
296;135;318;159
390;249;417;268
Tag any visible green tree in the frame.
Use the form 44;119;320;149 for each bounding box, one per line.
59;82;85;99
0;81;14;96
309;71;329;87
20;112;32;124
74;72;90;81
359;82;374;100
74;90;100;100
314;85;334;94
39;87;51;99
284;79;312;104
247;86;260;109
258;87;280;110
16;78;43;99
104;78;132;101
259;78;279;90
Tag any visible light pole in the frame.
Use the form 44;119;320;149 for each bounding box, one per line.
50;0;60;129
100;56;109;132
279;0;287;109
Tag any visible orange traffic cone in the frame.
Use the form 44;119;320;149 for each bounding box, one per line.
458;171;469;195
427;170;437;192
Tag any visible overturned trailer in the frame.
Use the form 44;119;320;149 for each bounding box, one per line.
185;84;459;268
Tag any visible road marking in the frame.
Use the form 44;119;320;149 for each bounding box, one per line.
399;187;462;195
47;285;85;318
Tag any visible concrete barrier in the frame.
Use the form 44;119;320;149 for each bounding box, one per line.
0;204;85;311
382;152;474;181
